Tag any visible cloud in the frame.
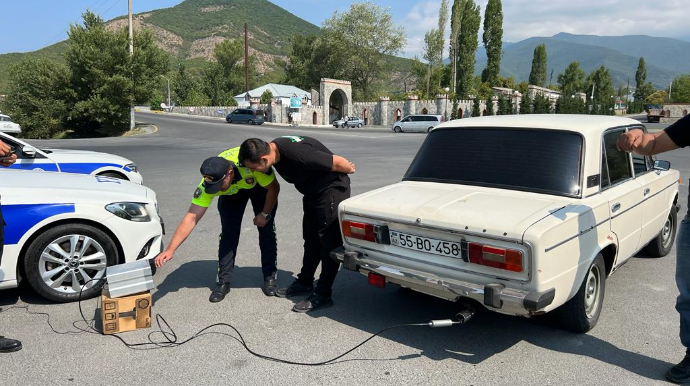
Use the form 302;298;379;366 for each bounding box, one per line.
400;0;689;58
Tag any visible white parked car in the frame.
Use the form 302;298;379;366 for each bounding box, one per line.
333;115;679;332
392;114;442;133
0;170;164;302
0;132;142;183
0;114;21;134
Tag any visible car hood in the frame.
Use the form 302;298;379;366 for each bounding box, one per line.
341;181;572;240
0;170;149;203
43;148;132;166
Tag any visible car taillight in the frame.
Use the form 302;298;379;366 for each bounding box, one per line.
468;242;523;272
342;220;375;242
367;272;386;288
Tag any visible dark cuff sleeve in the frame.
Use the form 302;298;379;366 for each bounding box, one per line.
664;114;690;148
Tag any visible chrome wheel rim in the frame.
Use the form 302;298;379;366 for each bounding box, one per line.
39;234;107;294
661;215;673;249
584;264;602;318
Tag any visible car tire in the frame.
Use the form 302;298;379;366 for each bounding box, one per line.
557;254;606;333
227;118;232;123
341;124;346;128
357;123;362;128
248;119;254;125
24;223;118;302
98;171;127;180
642;207;677;257
393;126;402;133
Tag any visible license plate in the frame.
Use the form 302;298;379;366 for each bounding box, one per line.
389;230;463;259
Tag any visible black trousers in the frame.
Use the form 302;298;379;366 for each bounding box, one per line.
217;187;277;284
296;185;351;297
0;204;4;264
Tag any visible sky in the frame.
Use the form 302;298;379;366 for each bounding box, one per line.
0;0;688;57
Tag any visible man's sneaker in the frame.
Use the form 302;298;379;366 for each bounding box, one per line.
666;353;690;384
0;336;22;353
209;282;231;303
292;293;333;313
275;280;313;298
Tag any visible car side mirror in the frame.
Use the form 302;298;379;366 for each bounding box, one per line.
653;160;670;171
23;145;36;158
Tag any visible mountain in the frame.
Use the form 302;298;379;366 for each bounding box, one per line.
0;0;322;93
473;35;683;89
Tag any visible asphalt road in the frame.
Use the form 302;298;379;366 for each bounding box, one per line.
1;112;688;385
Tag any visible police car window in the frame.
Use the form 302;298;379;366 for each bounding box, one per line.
601;144;611;189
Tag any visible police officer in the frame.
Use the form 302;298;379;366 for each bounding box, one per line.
154;147;280;302
239;136;355;313
0;139;22;352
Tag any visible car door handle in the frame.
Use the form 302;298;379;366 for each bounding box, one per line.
611;203;621;213
644;188;651;196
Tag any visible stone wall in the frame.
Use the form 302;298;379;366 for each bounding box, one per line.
660;104;690;124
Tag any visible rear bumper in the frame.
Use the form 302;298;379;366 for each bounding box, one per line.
331;247;555;316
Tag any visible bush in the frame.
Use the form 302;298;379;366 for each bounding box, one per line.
260;89;274;104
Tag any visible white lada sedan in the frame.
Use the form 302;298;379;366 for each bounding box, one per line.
0;131;143;184
0;170;164;302
332;115;679;332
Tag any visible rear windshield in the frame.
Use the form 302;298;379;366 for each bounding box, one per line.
404;127;583;197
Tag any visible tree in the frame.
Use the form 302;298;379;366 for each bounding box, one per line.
481;0;503;86
528;44;547;87
557;61;586;95
635;57;647;101
284;34;339;92
472;94;481;116
421;0;448;97
487;96;496;115
449;0;466;94
670;74;690;103
646;90;667;106
65;11;169;134
497;94;511;115
260;89;274;104
456;0;481;98
532;92;551;114
185;89;211;106
520;92;532;114
585;65;615;115
173;62;195;105
321;2;406;99
2;58;71;138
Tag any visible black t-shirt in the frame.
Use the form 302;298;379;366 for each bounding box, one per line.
272;136;350;197
665;114;690;147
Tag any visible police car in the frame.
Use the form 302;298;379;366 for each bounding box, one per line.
0;170;164;302
0;114;21;134
0;131;143;184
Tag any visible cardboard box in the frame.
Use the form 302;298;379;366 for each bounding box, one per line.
100;291;152;335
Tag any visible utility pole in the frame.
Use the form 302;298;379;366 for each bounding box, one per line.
128;0;135;130
244;23;249;92
669;81;673;102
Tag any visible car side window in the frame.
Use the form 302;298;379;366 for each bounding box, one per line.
601;144;610;189
632;153;650;175
602;130;632;185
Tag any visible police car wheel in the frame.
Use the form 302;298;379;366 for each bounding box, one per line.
393;126;402;133
24;223;118;303
248;119;254;125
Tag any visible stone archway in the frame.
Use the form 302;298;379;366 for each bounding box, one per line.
320;79;352;125
394;108;402;122
482;109;487;116
363;109;368;125
312;111;318;124
457;108;463;118
665;110;671;118
421;108;428;115
683;109;688;117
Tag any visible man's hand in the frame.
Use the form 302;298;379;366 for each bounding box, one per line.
0;140;16;167
253;214;268;227
617;129;644;153
348;161;356;174
154;250;174;268
0;154;17;167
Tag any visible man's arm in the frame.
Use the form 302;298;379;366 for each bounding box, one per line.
154;204;208;267
332;155;356;174
617;129;679;156
254;179;280;227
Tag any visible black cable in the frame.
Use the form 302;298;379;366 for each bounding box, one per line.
4;280;468;365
